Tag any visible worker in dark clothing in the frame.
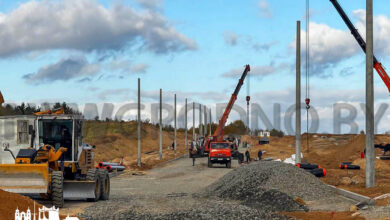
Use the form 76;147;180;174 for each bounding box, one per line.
258;150;263;160
238;153;244;164
191;144;197;166
245;148;250;163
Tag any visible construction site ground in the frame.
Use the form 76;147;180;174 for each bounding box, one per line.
21;122;390;219
73;157;361;219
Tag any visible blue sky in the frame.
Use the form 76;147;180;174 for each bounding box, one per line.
1;0;390;133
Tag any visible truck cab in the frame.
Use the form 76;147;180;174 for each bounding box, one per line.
208;142;232;168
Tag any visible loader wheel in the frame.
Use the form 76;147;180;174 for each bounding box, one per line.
226;161;232;168
208;159;212;168
86;169;101;202
98;169;110;200
51;171;64;208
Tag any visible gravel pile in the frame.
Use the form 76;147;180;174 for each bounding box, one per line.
81;199;292;220
206;161;335;211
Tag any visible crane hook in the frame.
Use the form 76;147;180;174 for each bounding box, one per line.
305;98;310;109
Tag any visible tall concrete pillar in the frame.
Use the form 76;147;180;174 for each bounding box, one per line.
209;108;212;136
204;105;207;136
159;89;163;160
174;94;177;155
365;0;375;188
296;21;302;164
185;98;188;150
247;104;250;134
193;102;195;140
137;78;141;167
199;104;202;137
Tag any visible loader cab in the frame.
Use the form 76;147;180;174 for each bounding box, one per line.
37;115;83;162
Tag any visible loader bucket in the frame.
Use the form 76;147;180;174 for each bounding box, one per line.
0;164;49;194
63;180;97;200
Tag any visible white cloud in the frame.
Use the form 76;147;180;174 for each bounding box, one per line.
222;63;288;78
109;59;132;73
135;0;163;10
289;22;358;77
252;41;278;52
290;10;390;77
139;90;228;103
130;63;149;74
0;0;197;57
223;31;239;46
98;88;130;101
108;59;149;74
23;56;100;84
258;0;272;19
353;9;390;56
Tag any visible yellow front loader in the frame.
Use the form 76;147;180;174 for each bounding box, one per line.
0;114;110;208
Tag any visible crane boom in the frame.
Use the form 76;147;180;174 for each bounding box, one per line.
330;0;390;94
214;64;250;140
201;65;250;155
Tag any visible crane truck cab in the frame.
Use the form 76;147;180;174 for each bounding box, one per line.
208;142;232;168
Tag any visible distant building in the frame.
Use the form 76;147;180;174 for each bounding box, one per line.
258;130;270;145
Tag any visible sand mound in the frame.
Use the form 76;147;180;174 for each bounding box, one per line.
0;189;43;220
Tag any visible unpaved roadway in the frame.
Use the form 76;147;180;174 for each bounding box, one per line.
63;157;240;218
57;156;367;219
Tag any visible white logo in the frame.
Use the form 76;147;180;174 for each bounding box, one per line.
15;202;79;220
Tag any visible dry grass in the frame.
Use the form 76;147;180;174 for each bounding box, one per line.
83;121;192;171
244;134;390;199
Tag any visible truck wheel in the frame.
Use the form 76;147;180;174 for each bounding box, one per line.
98;169;110;200
208;159;212;168
51;171;64;208
86;169;101;202
226;161;232;168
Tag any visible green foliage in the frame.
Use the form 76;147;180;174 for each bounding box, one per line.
0;103;40;116
52;102;81;114
224;120;248;135
0;102;80;116
270;128;284;137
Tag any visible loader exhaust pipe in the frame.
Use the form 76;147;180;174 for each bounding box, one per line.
3;143;15;160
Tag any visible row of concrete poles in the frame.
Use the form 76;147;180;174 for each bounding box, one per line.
295;0;375;188
137;80;212;167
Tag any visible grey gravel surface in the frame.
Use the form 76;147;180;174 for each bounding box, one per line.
80;197;291;220
207;161;335;211
78;158;352;220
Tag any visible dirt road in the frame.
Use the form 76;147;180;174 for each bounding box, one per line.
79;157;274;219
69;155;368;220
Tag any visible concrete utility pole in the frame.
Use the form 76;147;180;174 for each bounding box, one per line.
193;102;195;140
209;108;212;136
159;89;163;160
185;98;188;150
365;0;375;188
199;104;202;137
137;78;141;167
174;94;177;155
296;21;302;164
247;104;250;134
204;105;207;136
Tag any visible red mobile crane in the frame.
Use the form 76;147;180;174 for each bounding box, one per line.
204;65;250;168
330;0;390;93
